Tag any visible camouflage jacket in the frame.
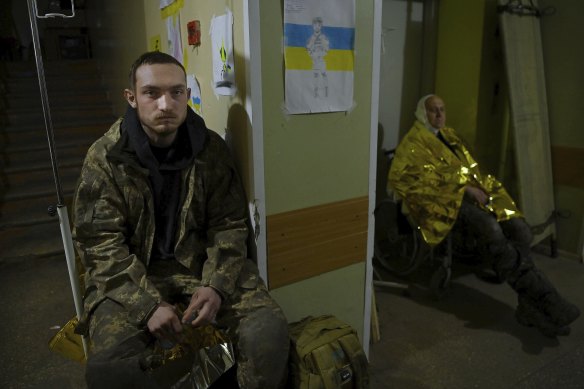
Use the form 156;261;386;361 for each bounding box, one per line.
72;112;258;331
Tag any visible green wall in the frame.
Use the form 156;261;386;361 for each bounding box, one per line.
434;1;513;192
260;0;373;216
435;0;584;256
270;263;367;338
540;0;584;256
435;0;485;147
261;0;375;339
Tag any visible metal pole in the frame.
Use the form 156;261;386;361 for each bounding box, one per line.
57;206;88;356
26;0;88;357
27;0;64;205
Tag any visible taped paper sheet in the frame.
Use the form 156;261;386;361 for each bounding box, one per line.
284;0;355;114
167;14;183;64
210;10;236;96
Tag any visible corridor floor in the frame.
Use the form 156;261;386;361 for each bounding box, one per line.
369;249;584;389
0;249;583;388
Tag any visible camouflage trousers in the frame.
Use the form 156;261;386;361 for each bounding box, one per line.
452;197;534;279
85;261;290;389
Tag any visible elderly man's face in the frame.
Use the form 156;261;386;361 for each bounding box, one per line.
425;96;446;129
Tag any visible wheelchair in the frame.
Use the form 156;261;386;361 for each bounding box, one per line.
373;149;478;298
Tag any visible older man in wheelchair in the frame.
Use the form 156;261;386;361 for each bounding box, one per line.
376;94;580;338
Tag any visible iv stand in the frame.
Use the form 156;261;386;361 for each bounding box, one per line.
26;0;88;357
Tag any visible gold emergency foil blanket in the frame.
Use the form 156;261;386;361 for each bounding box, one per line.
48;317;86;363
149;321;231;366
173;342;235;389
388;121;521;245
49;316;234;388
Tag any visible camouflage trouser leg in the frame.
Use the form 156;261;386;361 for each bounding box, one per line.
85;299;161;389
454;200;556;301
454;199;533;279
149;260;290;387
86;263;289;389
216;282;290;389
85;262;201;389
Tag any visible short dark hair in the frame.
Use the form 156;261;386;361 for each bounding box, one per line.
128;51;186;89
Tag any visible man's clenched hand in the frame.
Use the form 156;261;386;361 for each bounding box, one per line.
147;301;183;344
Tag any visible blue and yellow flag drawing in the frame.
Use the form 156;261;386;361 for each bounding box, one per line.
284;23;354;72
284;0;355;114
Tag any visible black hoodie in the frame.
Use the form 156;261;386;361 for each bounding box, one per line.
122;105;208;261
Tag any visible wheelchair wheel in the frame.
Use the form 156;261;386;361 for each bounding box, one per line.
374;200;429;276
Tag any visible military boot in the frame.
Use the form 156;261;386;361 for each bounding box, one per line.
515;295;571;337
510;266;580;329
539;290;581;328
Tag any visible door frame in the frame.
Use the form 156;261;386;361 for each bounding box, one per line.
363;0;383;356
245;0;382;354
244;0;269;283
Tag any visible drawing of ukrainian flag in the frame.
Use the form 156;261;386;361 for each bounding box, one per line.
188;96;201;114
284;23;355;72
283;0;355;114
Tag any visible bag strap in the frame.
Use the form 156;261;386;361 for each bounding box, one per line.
337;333;370;388
292;315;354;359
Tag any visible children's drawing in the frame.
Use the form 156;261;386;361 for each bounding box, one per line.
187;74;202;115
306;17;329;98
284;0;355;114
210;11;236;96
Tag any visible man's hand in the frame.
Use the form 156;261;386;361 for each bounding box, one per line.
465;185;489;205
147;301;183;344
182;287;222;327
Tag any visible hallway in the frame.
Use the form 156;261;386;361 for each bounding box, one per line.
0;248;583;388
1;1;583;387
369;249;584;388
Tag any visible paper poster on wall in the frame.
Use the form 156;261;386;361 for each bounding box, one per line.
149;35;161;52
166;14;183;64
160;0;183;19
187;74;202;115
160;0;175;9
210;10;236;96
284;0;355;114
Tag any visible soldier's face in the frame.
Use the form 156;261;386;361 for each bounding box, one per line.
124;63;190;145
313;21;322;33
425;96;446;129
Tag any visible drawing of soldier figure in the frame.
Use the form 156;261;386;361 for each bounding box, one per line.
306;16;329;98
